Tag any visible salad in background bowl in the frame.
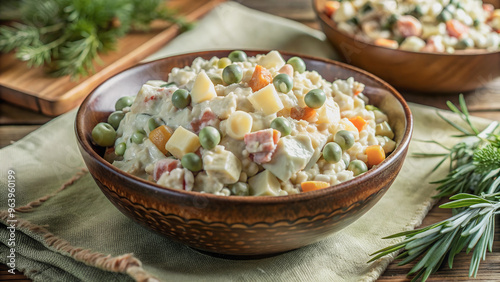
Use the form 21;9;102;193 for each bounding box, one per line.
313;0;500;93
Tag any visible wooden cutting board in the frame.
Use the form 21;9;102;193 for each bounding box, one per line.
0;0;225;116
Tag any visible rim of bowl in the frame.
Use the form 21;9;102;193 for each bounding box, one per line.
312;0;500;57
75;49;413;205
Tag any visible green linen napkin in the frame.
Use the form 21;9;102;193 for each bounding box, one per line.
0;2;494;281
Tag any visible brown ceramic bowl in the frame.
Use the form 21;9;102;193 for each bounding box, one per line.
75;50;413;256
313;0;500;94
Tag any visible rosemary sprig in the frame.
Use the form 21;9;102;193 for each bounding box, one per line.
370;94;500;281
369;192;500;280
0;0;192;78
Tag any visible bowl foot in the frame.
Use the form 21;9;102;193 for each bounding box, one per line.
188;247;295;260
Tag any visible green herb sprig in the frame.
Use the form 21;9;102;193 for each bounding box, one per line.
414;95;499;198
0;0;192;78
370;94;500;281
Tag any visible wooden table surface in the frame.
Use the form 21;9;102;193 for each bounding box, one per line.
1;0;499;281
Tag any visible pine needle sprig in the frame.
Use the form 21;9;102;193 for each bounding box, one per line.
0;0;193;78
412;95;499;198
370;95;500;281
0;0;22;21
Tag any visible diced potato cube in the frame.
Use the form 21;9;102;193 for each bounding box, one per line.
247;84;284;115
400;36;426;52
334;1;355;22
208;93;237;119
258;50;285;70
248;169;281;196
203;147;242;184
263;134;314;181
165;126;200;159
226;111;253;140
316;98;340;124
377;136;396;154
191;71;217;103
130;84;157;114
376;121;394;139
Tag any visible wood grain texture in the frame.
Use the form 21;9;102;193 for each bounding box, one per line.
0;0;225;116
0;103;51;125
1;0;500;280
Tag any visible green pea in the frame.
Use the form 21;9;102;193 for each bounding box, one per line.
334;130;355;150
91;122;116;147
360;2;373;14
287;56;306;73
148;117;160;131
181;153;203;172
115;142;126;156
408;5;423;18
348;160;368;176
228;50;247;62
323;142;342;163
208;73;223;85
199;126;221;150
115;96;134;111
222;64;243;85
304;89;326;109
131;130;146;144
218;57;232;68
383;14;399;29
437;10;452;22
455;38;474;50
347;16;359;26
107;111;125;130
473;19;481;28
172;89;191;109
273;73;293;93
270;117;292;137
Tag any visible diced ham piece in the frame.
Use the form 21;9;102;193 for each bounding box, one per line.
421;36;445;52
190;109;219;133
446;19;469;38
396;15;422;37
483;4;494;14
153;159;181;181
244;129;280;164
278;64;294;77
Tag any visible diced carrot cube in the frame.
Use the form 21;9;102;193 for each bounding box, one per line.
301;181;331;193
366;145;386;167
272;129;280;144
374;38;399;49
249;65;273;92
149;125;174;155
324;1;340;17
290;106;317;121
348;116;367;132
